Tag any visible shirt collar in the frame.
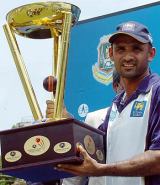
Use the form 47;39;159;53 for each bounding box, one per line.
137;73;160;93
113;73;160;111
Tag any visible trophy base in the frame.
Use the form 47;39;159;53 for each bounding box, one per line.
0;118;105;183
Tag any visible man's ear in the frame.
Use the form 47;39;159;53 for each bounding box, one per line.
112;83;118;93
109;46;114;61
148;47;156;62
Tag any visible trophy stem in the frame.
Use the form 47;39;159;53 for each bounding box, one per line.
3;23;43;121
53;13;72;119
50;28;60;77
53;36;58;77
50;31;59;101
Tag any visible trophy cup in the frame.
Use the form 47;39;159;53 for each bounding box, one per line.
0;2;105;183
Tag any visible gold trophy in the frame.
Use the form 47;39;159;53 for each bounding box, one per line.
0;2;105;182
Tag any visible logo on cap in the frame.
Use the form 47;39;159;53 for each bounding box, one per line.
109;21;153;44
121;23;136;32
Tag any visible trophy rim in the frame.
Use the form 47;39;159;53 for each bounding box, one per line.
6;1;81;18
6;1;81;39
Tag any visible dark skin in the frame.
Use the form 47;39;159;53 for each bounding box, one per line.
109;35;156;98
56;35;160;177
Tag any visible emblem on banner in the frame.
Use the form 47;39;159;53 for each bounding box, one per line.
92;34;114;85
78;104;89;118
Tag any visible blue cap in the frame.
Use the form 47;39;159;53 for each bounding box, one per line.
109;21;153;45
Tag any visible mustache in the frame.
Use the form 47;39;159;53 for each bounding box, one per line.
121;60;137;66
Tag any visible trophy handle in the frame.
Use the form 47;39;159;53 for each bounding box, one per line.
3;23;43;121
53;12;72;119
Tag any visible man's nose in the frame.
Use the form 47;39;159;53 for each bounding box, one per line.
123;53;134;62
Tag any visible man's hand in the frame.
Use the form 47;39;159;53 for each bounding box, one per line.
56;145;104;177
46;100;54;118
46;100;72;118
56;147;160;177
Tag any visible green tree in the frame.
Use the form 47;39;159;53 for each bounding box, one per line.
0;156;26;185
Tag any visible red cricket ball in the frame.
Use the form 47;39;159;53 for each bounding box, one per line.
43;76;57;92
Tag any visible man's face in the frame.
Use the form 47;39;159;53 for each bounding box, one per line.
109;35;155;80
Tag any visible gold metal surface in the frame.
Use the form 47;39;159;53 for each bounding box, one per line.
6;2;80;39
4;2;81;121
3;23;43;121
53;12;72;119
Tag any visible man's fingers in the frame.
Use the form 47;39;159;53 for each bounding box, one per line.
56;164;84;176
46;100;54;104
46;109;54;114
46;100;54;108
77;144;90;159
46;113;54;118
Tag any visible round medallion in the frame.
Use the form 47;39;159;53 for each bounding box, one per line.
84;135;95;155
96;149;104;161
54;142;71;154
24;135;50;156
5;150;22;162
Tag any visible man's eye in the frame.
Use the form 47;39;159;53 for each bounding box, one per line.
133;46;142;51
116;48;125;52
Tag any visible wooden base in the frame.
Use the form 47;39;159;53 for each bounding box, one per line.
0;118;105;182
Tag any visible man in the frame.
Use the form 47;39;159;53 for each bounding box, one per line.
56;21;160;185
